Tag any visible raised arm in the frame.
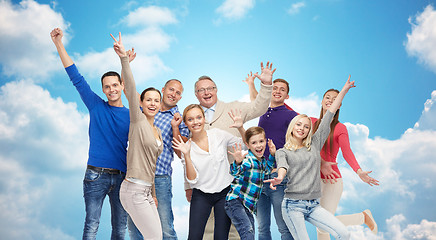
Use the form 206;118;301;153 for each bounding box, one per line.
242;72;258;101
328;75;355;114
120;48;140;100
50;28;73;68
172;136;197;181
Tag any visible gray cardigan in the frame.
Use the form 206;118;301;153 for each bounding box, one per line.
276;111;334;200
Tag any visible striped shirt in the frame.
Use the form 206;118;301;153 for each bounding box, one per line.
154;106;190;176
226;150;275;213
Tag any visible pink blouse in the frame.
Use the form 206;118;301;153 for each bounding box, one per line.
312;118;361;179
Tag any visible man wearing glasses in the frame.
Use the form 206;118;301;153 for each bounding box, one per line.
189;62;275;239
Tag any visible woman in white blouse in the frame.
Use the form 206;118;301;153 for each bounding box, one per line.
173;104;244;240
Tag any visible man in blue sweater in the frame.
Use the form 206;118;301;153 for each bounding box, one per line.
51;28;129;240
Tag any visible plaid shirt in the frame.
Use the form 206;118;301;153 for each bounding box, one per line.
226;150;275;213
154;106;190;176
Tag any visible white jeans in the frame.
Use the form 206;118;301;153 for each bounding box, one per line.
317;179;365;240
120;180;162;240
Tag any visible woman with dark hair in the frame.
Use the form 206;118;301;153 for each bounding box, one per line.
112;32;163;239
172;104;245;240
313;89;379;240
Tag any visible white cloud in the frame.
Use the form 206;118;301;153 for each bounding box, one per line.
216;0;255;21
0;80;89;239
74;9;176;85
288;1;306;15
287;92;320;117
413;90;436;131
123;6;178;27
384;214;436;240
405;5;436;74
0;0;70;79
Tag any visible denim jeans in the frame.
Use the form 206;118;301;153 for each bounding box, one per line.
281;198;350;240
188;186;231;240
257;172;293;240
224;199;255;240
82;168;127;240
127;175;177;240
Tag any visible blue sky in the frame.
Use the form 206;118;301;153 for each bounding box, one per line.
1;0;436;239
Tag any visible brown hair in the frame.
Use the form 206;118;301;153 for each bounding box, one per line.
273;78;290;94
312;89;340;154
140;87;161;101
182;104;205;123
244;126;265;143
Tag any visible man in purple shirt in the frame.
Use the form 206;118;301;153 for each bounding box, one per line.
257;78;297;240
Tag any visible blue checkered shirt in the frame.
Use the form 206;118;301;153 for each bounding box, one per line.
154;106;190;176
226;150;275;213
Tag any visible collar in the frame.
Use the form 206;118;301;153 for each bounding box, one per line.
201;103;217;112
268;104;287;111
160;105;180;115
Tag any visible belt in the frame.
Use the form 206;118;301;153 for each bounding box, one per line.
87;165;122;175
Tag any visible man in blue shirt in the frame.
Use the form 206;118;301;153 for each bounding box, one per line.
127;79;189;240
51;28;129;240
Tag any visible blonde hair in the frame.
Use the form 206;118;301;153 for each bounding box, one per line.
284;114;313;151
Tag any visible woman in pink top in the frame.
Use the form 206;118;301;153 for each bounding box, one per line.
312;89;380;240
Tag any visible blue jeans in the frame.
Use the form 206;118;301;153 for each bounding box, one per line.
82;168;127;240
281;198;350;240
257;172;293;240
127;175;177;240
224;199;255;240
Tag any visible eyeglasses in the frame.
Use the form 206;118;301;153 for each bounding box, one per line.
196;86;216;94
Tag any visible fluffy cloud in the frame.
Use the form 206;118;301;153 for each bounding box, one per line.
413;90;436;131
0;80;89;239
287;1;306;15
383;214;436;240
405;5;436;73
216;0;255;21
123;6;178;27
0;0;69;79
74;7;176;85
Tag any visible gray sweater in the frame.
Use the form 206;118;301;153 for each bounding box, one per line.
276;111;334;200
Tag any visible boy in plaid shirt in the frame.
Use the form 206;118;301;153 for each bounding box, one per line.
225;126;276;240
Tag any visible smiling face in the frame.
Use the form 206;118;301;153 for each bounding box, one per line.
321;90;339;112
141;90;161;117
102;76;124;105
184;106;205;134
161;80;183;111
271;81;289;107
247;133;267;159
195;79;218;108
292;116;311;142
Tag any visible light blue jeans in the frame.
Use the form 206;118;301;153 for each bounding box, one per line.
257;172;293;240
281;198;350;240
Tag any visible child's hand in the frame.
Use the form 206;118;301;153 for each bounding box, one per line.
268;139;276;156
228;143;247;165
264;177;283;190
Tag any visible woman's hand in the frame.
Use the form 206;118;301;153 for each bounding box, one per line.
357;169;380;186
172;135;191;155
264;176;283;190
110;32;127;58
321;160;340;184
242;71;256;85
